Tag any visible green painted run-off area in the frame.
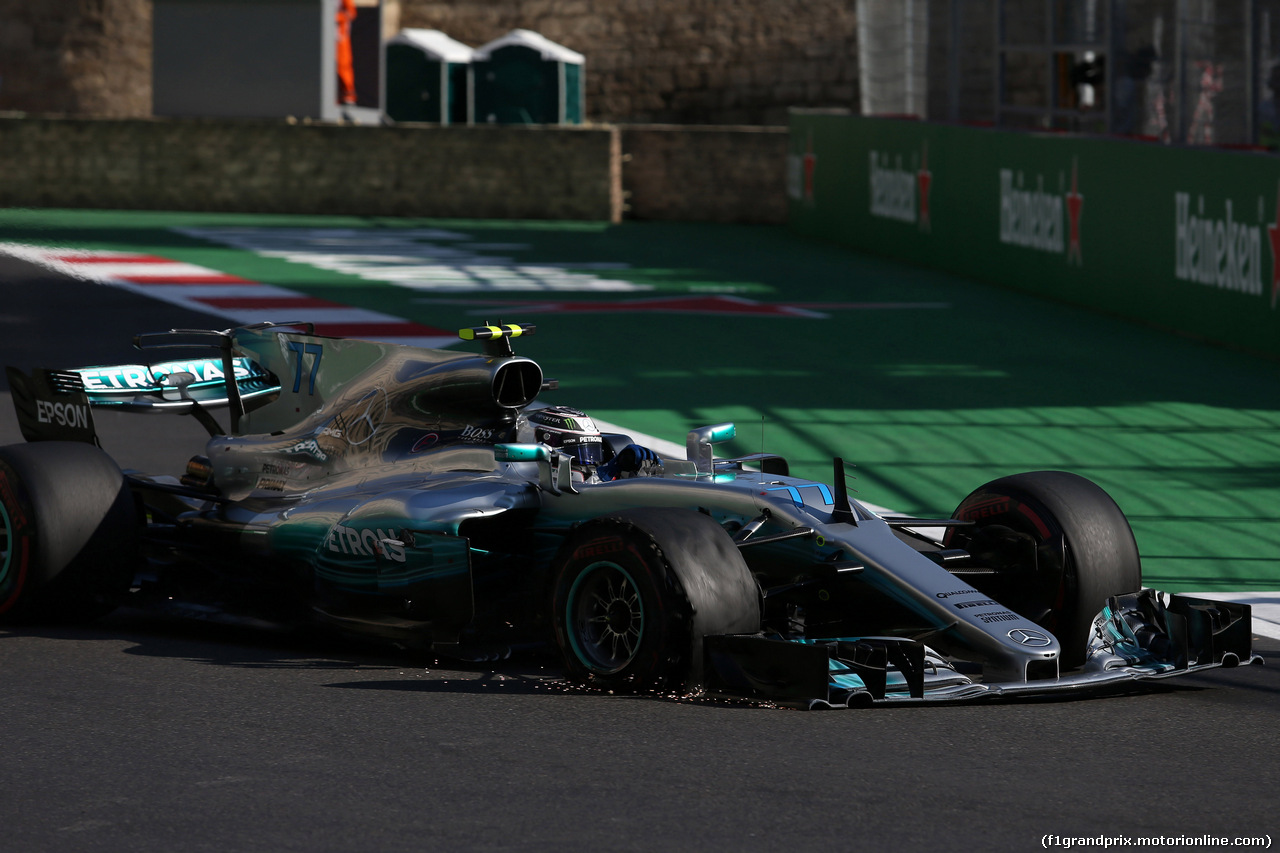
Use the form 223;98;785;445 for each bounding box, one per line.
1;206;1278;592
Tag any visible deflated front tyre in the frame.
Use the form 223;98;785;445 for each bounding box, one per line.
551;508;761;693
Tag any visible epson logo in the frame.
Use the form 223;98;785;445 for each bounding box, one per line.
36;400;90;429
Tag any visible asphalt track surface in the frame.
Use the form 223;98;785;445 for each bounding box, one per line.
1;253;1279;852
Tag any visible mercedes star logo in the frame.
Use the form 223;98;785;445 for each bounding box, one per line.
1008;628;1053;647
344;387;387;446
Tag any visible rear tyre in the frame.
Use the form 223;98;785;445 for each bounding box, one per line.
0;441;140;623
946;471;1141;668
551;508;761;692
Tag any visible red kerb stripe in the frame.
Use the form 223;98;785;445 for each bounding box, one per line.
194;296;345;309
116;274;257;285
49;254;171;264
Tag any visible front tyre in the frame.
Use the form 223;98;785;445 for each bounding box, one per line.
0;441;140;623
946;470;1141;668
551;508;761;693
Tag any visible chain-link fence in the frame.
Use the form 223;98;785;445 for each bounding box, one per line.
859;0;1280;148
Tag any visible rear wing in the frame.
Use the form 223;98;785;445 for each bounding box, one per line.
74;356;277;414
7;321;541;444
7;325;286;443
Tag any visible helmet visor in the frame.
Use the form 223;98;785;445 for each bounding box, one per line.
562;435;603;466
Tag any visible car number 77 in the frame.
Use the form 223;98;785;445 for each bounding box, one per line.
286;341;324;395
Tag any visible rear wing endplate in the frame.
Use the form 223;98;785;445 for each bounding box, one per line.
6;367;99;445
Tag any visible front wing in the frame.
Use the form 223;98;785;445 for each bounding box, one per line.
703;590;1262;708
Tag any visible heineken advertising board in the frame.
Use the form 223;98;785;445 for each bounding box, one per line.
788;111;1280;358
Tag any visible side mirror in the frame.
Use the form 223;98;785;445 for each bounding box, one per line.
687;423;735;474
494;443;578;496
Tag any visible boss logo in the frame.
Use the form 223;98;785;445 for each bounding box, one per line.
461;425;497;442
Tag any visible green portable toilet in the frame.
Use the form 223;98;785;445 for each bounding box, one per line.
470;29;584;125
385;29;473;124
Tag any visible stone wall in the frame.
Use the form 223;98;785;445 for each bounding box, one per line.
0;116;789;223
620;125;787;223
0;117;623;221
406;0;860;125
0;0;152;117
0;0;859;126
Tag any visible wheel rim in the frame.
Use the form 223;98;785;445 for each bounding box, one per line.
565;561;645;675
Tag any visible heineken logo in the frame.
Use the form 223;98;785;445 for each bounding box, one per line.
870;151;917;223
1269;182;1280;309
867;145;932;232
786;132;818;205
1174;192;1264;297
1171;184;1280;309
998;158;1083;264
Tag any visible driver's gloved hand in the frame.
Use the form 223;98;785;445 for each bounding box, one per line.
598;444;662;480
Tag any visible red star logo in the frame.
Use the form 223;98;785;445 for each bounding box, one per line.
803;132;817;204
1269;181;1280;309
917;142;932;232
1065;158;1084;265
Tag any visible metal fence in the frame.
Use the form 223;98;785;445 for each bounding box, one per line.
858;0;1280;148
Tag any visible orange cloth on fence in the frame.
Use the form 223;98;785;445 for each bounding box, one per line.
336;0;357;105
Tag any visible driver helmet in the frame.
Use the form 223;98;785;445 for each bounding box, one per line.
523;406;604;466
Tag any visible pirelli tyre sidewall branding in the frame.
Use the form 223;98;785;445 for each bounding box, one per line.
0;460;34;613
571;536;627;562
945;491;1056;551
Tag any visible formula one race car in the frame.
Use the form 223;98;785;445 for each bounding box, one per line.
0;323;1260;707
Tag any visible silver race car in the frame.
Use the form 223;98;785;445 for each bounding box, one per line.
0;323;1260;707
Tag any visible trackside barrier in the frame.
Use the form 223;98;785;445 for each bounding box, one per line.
787;110;1280;359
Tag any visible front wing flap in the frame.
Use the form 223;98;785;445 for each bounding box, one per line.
703;590;1262;708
